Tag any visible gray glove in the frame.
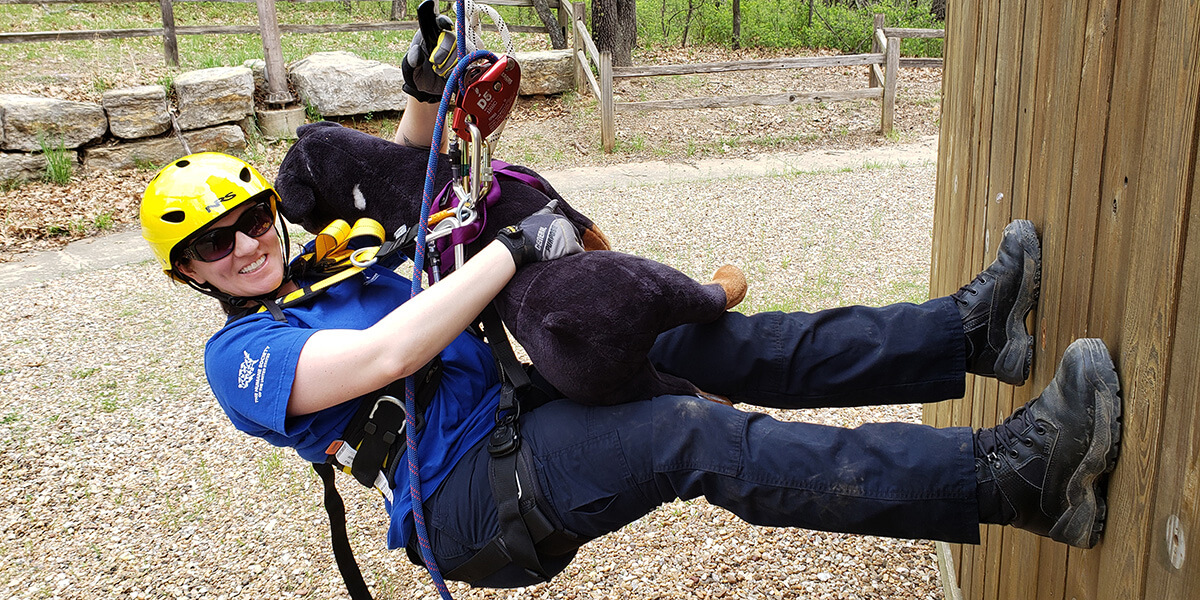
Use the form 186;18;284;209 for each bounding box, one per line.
496;200;586;267
402;0;457;104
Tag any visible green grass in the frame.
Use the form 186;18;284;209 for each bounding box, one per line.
257;448;286;487
94;211;115;231
38;133;73;184
71;367;99;379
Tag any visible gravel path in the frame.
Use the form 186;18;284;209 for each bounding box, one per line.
0;151;945;599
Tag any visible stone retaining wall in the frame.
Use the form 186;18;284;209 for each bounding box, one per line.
0;49;573;183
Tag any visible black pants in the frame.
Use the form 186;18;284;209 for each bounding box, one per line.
422;298;977;588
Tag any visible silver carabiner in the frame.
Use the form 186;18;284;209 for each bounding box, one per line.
350;247;378;268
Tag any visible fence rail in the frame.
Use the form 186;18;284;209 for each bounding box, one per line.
0;0;565;66
567;7;943;152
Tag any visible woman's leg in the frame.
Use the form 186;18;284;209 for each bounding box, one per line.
524;395;979;543
421;395;978;587
422;337;1121;586
650;220;1042;408
649;298;967;409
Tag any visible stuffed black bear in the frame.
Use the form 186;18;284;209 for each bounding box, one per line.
275;121;746;406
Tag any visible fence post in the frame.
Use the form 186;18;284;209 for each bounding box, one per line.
572;2;586;95
256;0;294;105
555;0;569;50
881;35;899;135
600;50;615;153
159;0;179;67
869;13;884;88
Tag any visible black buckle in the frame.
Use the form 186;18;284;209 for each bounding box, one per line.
488;384;520;457
488;414;519;457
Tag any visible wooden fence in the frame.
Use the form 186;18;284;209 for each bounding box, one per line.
927;0;1200;597
565;7;943;152
0;0;568;67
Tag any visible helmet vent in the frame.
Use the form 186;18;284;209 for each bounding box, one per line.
239;167;252;182
175;159;190;168
161;210;186;224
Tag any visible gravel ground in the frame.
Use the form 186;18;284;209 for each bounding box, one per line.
0;157;944;599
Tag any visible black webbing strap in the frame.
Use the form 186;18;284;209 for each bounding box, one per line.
476;303;549;581
314;357;442;600
438;472;576;583
477;303;531;391
313;461;373;600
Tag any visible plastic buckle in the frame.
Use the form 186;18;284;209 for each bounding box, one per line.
488;413;520;458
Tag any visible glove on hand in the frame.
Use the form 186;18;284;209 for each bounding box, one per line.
496;200;586;268
402;0;457;104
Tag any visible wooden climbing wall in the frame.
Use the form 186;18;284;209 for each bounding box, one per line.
924;0;1200;598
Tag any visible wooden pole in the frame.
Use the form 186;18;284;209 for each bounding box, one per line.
600;50;614;152
869;13;884;88
881;35;898;135
255;0;294;105
159;0;178;66
555;0;569;50
572;2;586;95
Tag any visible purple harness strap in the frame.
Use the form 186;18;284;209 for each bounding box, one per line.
429;160;549;275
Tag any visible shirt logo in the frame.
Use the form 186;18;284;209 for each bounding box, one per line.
237;351;257;389
237;346;271;403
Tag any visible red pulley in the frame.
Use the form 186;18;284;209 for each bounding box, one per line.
451;55;521;142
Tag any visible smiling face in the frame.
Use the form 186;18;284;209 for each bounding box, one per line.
174;201;287;299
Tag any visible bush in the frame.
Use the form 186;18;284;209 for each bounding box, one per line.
635;0;944;57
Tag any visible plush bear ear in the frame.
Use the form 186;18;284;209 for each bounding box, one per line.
274;130;322;233
277;121;455;237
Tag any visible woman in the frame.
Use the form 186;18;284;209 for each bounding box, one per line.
137;44;1122;590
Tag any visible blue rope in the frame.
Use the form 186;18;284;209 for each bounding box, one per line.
405;42;500;600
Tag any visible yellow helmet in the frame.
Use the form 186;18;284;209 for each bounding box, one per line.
140;153;278;281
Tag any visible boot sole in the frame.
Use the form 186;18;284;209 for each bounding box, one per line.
1048;338;1123;548
995;220;1042;385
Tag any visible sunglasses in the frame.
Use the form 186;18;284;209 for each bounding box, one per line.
184;201;276;262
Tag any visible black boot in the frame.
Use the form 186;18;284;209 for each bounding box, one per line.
974;338;1122;548
952;219;1041;385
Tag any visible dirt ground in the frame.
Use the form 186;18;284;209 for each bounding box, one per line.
0;44;941;259
0;39;949;600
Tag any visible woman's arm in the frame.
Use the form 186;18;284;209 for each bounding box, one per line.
393;97;446;150
286;241;516;416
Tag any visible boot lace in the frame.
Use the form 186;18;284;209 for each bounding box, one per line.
951;272;989;308
975;401;1047;465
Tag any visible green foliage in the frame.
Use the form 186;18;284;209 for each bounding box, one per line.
38;133;73;185
304;100;323;123
636;0;944;56
94;210;115;231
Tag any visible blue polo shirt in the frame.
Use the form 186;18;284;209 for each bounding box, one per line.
203;257;501;550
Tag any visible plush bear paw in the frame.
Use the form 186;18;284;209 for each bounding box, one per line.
582;224;612;251
696;389;734;407
708;265;748;310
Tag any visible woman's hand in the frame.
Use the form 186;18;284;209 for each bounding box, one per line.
495;200;586;267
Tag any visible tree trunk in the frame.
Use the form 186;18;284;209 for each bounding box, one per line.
530;0;567;48
731;0;741;50
593;0;637;66
929;0;946;21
